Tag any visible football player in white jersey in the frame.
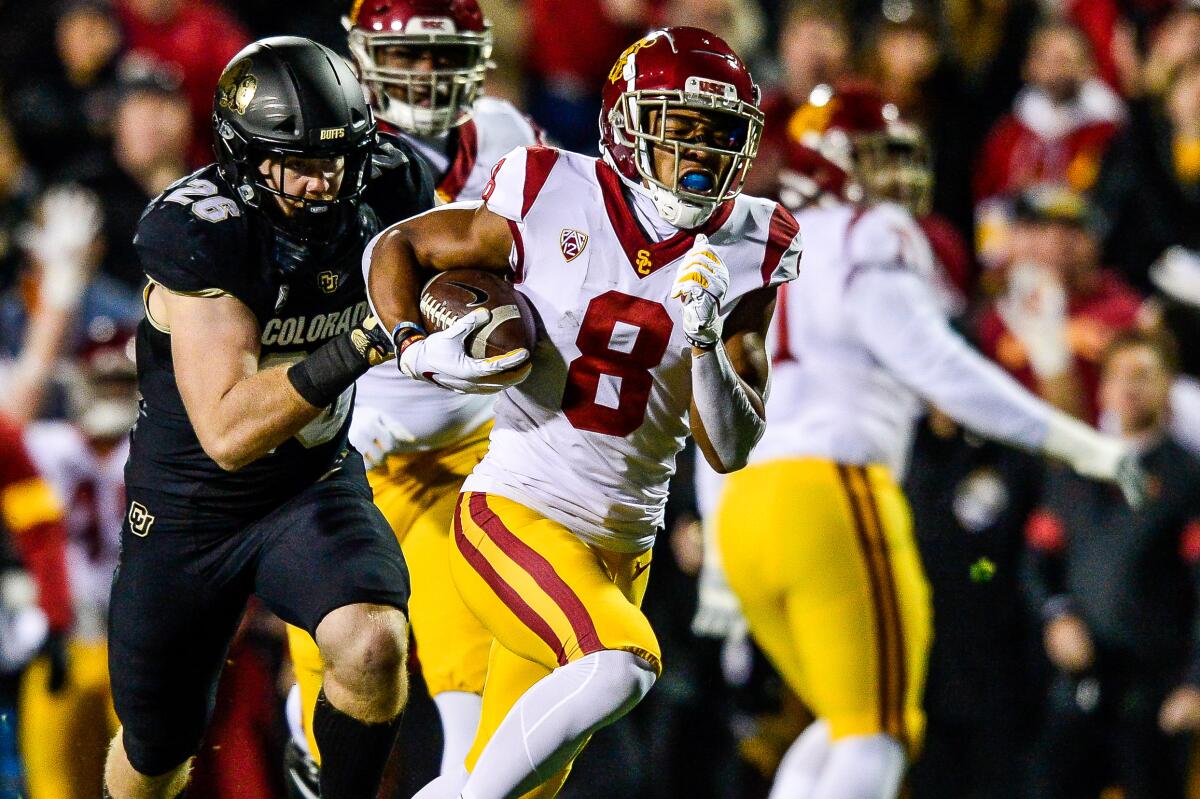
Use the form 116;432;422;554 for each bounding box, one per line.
282;0;545;791
366;27;802;799
714;84;1143;799
20;326;134;799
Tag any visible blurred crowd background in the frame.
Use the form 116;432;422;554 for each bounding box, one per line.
0;0;1199;797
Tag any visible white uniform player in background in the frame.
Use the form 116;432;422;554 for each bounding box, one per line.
20;323;134;799
366;26;801;799
713;84;1144;799
282;0;545;793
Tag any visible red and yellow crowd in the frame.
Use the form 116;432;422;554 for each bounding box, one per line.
0;0;1198;797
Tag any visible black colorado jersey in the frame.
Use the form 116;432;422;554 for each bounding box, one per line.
127;150;431;520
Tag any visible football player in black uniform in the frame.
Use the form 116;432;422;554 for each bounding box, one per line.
104;37;431;799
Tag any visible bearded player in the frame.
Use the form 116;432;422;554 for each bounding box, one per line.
366;27;802;798
283;0;544;789
713;85;1143;799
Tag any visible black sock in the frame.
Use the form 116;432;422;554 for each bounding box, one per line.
313;689;404;799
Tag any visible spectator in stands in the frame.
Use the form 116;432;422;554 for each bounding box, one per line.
115;0;248;167
905;410;1044;799
974;20;1124;206
1138;4;1200;99
78;58;190;291
0;116;40;295
657;0;766;67
1141;245;1200;455
1023;329;1200;799
6;0;123;182
977;185;1144;423
746;0;850;196
1092;58;1200;290
523;0;645;154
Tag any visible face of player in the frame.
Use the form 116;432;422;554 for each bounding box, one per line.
1100;344;1172;436
647;108;748;197
376;43;474;108
257;154;346;215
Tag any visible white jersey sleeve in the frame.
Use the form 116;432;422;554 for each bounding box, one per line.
847;265;1053;451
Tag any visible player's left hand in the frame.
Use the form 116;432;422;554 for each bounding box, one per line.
672;234;729;349
691;560;748;641
350;316;396;368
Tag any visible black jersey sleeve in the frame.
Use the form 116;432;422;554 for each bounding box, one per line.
133;169;252;300
364;134;436;227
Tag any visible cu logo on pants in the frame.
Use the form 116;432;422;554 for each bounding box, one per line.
128;502;156;537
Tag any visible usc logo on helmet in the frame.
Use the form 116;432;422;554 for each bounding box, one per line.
608;37;655;83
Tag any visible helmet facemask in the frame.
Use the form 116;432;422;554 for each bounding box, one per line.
348;26;492;136
216;118;375;243
610;89;763;229
851;126;934;217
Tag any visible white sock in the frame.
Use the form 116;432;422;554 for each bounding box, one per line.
457;650;656;799
811;733;906;799
285;683;312;757
768;719;831;799
433;691;483;776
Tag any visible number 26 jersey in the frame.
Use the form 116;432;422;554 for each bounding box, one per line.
461;146;802;552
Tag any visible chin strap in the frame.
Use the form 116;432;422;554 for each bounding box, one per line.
608;155;717;230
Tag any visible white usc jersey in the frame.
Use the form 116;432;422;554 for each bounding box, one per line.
402;97;543;205
461;145;801;552
24;422;126;640
353;97;542;455
752;202;943;475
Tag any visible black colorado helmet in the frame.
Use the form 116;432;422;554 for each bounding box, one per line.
213;36;375;240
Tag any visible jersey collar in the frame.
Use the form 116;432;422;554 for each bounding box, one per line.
435;119;479;204
595;160;732;279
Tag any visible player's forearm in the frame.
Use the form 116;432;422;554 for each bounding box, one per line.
689;343;766;474
366;228;426;333
199;366;322;471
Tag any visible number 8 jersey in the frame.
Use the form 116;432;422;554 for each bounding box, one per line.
461;145;802;552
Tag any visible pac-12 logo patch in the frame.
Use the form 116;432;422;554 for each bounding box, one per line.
559;229;588;262
128;502;156;537
318;271;339;294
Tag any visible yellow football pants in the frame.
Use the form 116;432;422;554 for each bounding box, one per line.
20;638;118;799
286;423;493;764
450;492;661;799
717;458;931;752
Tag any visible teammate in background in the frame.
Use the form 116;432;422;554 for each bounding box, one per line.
713;84;1143;799
368;27;802;799
0;413;72;797
103;38;429;799
20;322;134;799
283;2;544;791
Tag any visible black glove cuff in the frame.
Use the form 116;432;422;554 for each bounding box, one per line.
287;332;370;408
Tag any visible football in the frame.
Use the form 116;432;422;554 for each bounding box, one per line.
419;269;538;359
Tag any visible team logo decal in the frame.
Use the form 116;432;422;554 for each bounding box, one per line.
318;271;339;294
635;248;654;275
217;59;257;116
608;36;656;83
128;501;156;537
559;229;589;262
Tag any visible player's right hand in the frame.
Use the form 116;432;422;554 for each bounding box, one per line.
691;561;748;641
399;308;530;394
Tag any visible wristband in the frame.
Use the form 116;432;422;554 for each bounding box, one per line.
287;331;373;409
398;333;426;356
391;321;427;347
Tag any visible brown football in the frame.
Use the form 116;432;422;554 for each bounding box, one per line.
419;269;537;359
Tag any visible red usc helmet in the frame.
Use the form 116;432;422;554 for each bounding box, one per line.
69;317;138;441
600;27;764;229
345;0;492;135
780;82;932;215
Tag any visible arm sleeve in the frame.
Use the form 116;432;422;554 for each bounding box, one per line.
0;421;71;632
847;265;1053;450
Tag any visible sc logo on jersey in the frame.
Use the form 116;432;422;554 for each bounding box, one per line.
559;229;588;262
318;271;339;294
128;502;156;537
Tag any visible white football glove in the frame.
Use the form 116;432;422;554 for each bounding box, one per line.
691;559;748;641
399;308;530;394
21;186;103;311
996;261;1071;378
672;234;730;349
1044;413;1149;509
